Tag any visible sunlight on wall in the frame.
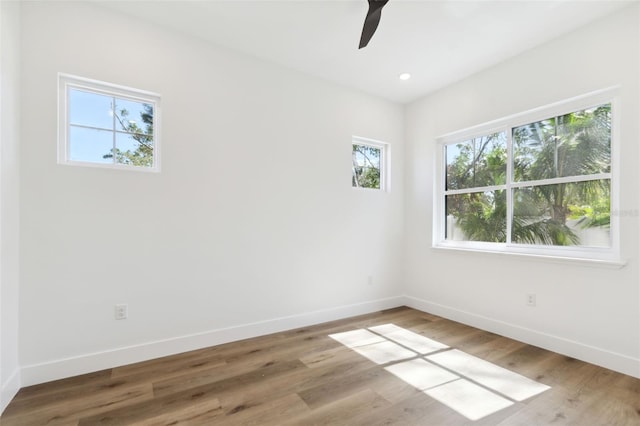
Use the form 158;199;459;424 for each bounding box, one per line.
329;324;550;421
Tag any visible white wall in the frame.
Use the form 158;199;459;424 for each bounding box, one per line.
18;2;404;384
0;0;22;414
404;5;640;377
12;0;639;396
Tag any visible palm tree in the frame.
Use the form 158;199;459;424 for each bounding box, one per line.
511;104;610;245
448;104;611;246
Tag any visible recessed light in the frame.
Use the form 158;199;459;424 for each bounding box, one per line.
399;73;411;81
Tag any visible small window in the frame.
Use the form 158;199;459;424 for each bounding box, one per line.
436;88;619;262
352;137;388;190
58;74;160;171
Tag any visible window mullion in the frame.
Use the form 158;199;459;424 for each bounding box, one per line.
440;143;447;241
111;96;117;164
506;126;513;245
511;173;611;188
445;184;506;196
65;84;71;161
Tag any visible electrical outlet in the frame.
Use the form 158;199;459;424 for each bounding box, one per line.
526;294;536;307
114;304;128;320
367;275;373;286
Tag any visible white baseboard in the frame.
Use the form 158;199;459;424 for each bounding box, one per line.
18;294;638;390
20;296;405;387
1;368;20;415
403;295;640;379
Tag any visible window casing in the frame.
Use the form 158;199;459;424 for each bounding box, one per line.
434;88;620;263
352;137;389;191
58;74;161;171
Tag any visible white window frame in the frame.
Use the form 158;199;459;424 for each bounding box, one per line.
433;87;621;264
58;73;161;172
352;136;390;191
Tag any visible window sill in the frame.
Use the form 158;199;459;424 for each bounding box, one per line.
431;244;627;269
59;160;160;173
352;187;387;192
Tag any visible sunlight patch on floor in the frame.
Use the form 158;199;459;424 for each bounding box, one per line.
384;358;458;390
369;324;449;354
425;378;514;421
329;324;550;421
350;341;418;365
328;329;386;348
427;349;550;401
328;329;418;364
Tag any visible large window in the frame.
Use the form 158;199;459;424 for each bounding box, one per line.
436;89;619;262
58;74;160;171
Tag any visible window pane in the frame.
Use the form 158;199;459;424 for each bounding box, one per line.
115;133;154;167
352;144;381;189
446;133;506;190
69;126;114;163
69;88;114;130
445;190;506;242
512;180;610;247
114;98;154;136
555;105;611;177
513;104;610;181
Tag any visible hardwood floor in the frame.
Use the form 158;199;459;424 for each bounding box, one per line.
2;307;639;425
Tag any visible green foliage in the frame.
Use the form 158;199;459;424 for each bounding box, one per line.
447;104;611;246
446;134;508;242
103;104;154;167
446;133;506;190
511;182;580;246
569;194;611;229
352;144;381;189
449;191;507;243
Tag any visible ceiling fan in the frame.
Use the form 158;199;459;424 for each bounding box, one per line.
359;0;390;49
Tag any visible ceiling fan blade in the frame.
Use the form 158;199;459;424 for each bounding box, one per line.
359;0;390;49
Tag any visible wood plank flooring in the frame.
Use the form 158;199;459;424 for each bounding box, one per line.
2;307;639;425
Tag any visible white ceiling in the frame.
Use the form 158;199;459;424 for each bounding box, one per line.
98;0;635;104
